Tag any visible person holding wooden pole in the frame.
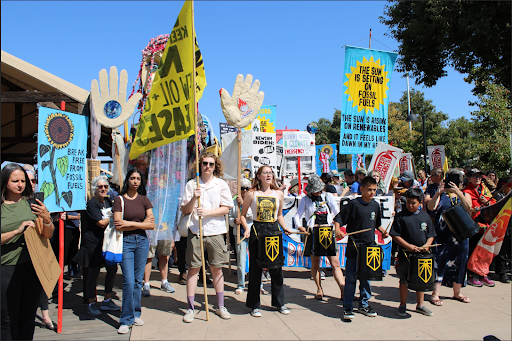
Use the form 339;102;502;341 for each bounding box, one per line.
180;152;234;323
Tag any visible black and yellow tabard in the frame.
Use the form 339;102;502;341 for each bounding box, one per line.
407;252;435;292
356;244;384;281
312;225;337;257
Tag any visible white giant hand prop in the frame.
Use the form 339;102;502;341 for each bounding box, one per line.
220;74;264;128
90;66;142;129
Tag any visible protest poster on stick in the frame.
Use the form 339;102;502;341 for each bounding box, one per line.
427;145;446;171
316;144;338;175
251;132;277;176
244;105;276;133
399;153;414;174
339;46;398;154
368;142;403;192
38;107;88;212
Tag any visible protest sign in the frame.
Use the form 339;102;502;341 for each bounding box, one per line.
399;153;414;174
38;107;87;212
251;132;277;175
351;153;365;173
219;122;236;137
368;142;403;192
428;145;446;170
339;46;398;154
129;1;207;160
283;131;315;156
316;144;338;175
244;105;276;133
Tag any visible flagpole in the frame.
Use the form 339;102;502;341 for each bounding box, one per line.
191;0;210;321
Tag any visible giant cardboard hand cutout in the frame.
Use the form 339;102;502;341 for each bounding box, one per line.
220;74;264;128
90;66;142;129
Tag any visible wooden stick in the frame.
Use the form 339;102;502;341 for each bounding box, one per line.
289;231;311;235
345;228;371;236
191;0;209;322
225;215;231;275
239;235;247;243
419;244;442;249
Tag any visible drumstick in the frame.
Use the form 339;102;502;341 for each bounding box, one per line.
345;228;371;236
419;244;442;249
290;231;311;235
240;235;248;243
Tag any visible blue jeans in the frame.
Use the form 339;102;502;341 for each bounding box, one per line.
120;234;149;326
236;238;248;289
343;257;372;310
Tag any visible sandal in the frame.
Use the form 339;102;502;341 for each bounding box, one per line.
429;298;443;306
314;293;323;300
235;288;243;295
452;295;470;303
41;320;55;331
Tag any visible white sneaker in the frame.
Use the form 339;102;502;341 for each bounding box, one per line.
215;306;231;320
250;308;262;317
279;305;290;315
183;309;195;323
133;317;144;326
118;325;130;334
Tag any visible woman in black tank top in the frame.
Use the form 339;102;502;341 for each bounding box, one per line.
240;166;293;318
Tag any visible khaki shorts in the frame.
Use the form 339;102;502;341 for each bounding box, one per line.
147;239;173;258
186;230;228;268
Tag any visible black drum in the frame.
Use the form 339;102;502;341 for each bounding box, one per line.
442;204;480;241
407;253;436;292
356;245;384;281
312;226;337;257
257;229;284;269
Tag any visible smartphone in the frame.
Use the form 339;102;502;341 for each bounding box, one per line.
445;174;460;188
28;192;44;206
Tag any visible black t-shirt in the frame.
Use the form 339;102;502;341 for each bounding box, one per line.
390;209;436;261
335;197;382;258
325;184;337;194
81;197;112;249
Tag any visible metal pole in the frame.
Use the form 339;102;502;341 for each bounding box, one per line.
407;75;411;131
369;28;372;49
423;113;428;173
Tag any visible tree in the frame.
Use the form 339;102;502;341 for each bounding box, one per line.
468;83;512;176
380;1;511;95
314;109;340;145
444;117;474;168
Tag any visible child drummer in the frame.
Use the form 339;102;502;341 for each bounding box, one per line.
390;188;436;317
334;176;389;320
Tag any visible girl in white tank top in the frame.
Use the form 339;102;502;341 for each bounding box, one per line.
251;190;280;223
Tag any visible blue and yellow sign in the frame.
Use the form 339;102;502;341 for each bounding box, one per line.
339;46;397;154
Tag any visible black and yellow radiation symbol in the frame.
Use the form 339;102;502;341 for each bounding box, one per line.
418;259;433;283
366;247;381;271
319;227;332;249
257;196;276;222
265;236;280;262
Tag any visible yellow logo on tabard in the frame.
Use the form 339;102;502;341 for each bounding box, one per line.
319;227;332;249
366;247;381;271
265;236;280;262
418;258;433;283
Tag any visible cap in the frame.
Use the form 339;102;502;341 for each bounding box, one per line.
400;170;415;183
328;170;340;177
468;168;484;178
355;167;367;176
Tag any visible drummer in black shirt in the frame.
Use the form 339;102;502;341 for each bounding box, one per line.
390;188;436;317
334;176;389;320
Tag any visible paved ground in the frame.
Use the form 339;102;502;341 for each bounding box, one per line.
35;263;511;340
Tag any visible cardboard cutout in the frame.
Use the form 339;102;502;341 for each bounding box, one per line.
220;74;264;128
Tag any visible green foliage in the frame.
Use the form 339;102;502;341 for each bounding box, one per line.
314;109;341;146
40;182;55;200
39;144;51;157
56;156;69;177
380;1;511;95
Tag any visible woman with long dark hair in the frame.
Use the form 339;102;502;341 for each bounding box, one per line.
240;166;293;317
1;163;54;340
113;169;154;334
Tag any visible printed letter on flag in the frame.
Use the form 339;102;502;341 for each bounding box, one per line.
129;1;206;160
339;46;397;154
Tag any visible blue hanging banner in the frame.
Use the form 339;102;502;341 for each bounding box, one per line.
37;107;88;212
339;46;398;154
316;144;338;175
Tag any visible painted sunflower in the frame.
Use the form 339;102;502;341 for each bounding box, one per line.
44;113;74;149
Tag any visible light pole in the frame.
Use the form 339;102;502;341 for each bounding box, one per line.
406;111;429;173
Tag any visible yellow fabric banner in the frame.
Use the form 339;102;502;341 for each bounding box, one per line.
130;1;206;160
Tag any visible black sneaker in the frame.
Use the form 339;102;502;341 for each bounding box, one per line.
343;308;355;320
499;274;511;283
359;306;377;317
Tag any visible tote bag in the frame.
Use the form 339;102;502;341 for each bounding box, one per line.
102;196;124;265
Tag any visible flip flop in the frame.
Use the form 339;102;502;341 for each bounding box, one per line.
452;295;470;303
429;298;443;306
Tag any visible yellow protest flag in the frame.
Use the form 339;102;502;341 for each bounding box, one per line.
443;156;449;173
129;0;206;160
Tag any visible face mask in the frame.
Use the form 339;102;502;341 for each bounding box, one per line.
310;194;322;202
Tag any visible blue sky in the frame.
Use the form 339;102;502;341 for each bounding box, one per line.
1;1;476;140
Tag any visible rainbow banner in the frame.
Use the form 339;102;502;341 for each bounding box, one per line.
339;46;397;154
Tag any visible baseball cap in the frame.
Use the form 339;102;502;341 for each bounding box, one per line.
328;170;340;177
355;168;367;176
468;168;484;178
400;170;415;183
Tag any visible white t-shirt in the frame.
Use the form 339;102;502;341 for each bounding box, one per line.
181;177;234;236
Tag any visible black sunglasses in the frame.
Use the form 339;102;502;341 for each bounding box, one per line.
202;161;215;168
241;187;250;191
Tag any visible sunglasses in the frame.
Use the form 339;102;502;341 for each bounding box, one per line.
202;161;215;168
98;185;109;189
241;187;250;191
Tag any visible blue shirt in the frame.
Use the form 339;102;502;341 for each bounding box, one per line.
351;181;361;194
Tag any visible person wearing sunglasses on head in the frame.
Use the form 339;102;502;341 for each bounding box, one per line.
180;152;234;323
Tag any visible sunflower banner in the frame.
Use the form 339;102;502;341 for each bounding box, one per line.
38;107;88;213
339;46;398;154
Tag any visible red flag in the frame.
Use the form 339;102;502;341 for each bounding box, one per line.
467;197;512;276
